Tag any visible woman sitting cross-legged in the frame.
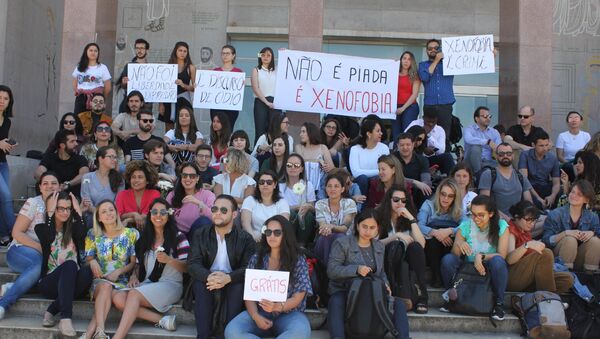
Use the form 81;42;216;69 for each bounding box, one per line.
34;192;92;337
111;198;190;338
81;200;139;339
224;215;312;339
376;185;428;313
506;201;573;294
327;209;410;339
440;195;509;321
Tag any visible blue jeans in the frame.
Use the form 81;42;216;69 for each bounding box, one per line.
354;174;375;196
193;280;244;339
1;245;42;310
327;291;410;339
0;162;14;238
392;103;419;143
224;309;311;339
440;254;508;304
428;152;456;175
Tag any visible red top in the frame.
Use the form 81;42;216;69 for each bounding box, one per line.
213;67;244;73
115;189;161;216
366;178;413;209
397;74;412;105
508;221;535;257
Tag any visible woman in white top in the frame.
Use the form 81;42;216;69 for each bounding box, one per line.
452;163;477;218
241;170;290;241
213;148;256;205
251;47;278;145
163;105;203;166
556;111;591;163
295;122;334;197
252;113;294;158
72;43;112;114
349;118;390;195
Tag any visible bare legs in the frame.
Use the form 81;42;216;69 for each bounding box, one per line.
112;289;162;339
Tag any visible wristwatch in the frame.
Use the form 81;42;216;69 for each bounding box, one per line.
408;219;417;224
524;242;529;249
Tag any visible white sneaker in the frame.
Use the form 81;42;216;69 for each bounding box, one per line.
156;314;176;331
0;306;5;320
0;282;13;297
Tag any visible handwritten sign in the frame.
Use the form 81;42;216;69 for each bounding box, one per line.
193;70;246;111
127;63;178;102
243;269;290;302
273;50;399;119
442;34;495;75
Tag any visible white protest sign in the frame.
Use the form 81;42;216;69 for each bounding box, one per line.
193;70;246;111
243;269;290;302
127;63;178;103
273;49;399;120
442;34;495;75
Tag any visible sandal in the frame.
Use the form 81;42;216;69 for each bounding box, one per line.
415;302;428;314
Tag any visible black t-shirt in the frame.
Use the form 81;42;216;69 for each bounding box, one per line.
0;118;11;163
394;151;430;181
124;134;164;160
506;125;546;147
199;167;218;186
39;152;88;196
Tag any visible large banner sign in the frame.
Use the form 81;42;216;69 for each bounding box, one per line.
193;70;246;111
274;50;399;119
442;34;495;75
127;63;178;103
243;269;290;302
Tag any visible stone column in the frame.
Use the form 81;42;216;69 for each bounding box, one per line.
287;0;324;133
499;0;553;131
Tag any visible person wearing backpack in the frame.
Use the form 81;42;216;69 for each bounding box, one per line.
327;209;410;339
440;195;509;321
506;201;573;293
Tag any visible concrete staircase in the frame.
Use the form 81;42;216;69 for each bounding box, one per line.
0;247;522;338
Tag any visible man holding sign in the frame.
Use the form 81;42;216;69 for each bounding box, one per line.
187;195;256;339
225;215;312;339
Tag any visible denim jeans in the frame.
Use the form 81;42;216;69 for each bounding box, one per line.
354;174;375;196
1;245;42;310
440;254;508;304
38;261;93;319
224;309;311;339
193;280;244;339
392;103;419;143
465;144;497;174
327;291;410;339
0;162;14;238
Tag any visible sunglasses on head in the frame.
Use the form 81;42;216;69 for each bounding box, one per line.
64;120;76;125
258;179;274;186
263;229;283;237
150;208;169;216
181;173;198;179
211;206;229;214
96;126;111;132
286;162;302;169
140;118;154;124
391;197;407;203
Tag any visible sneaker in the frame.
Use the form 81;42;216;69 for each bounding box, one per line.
156;314;176;331
439;302;450;313
492;303;505;321
42;311;55;327
58;318;76;337
0;282;13;297
93;328;110;339
0;306;5;320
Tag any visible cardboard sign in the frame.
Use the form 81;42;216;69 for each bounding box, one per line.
127;63;178;102
193;70;246;111
243;269;290;302
273;49;399;119
441;34;496;75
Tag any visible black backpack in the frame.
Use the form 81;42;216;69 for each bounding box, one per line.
384;241;419;309
566;295;600;339
449;114;463;144
345;275;399;339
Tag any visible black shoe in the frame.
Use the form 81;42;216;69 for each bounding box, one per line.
491;303;505;321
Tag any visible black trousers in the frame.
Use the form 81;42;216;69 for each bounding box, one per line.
38;261;92;319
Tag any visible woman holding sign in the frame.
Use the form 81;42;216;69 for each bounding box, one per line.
159;41;196;132
224;215;312;339
392;51;421;141
210;45;244;128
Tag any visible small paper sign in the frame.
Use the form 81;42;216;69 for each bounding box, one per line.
243;269;290;302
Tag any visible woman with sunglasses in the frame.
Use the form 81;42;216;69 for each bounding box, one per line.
34;191;92;336
116;160;160;229
320;117;350;168
242;170;290;242
416;178;464;288
45;112;87;154
166;162;215;236
80;146;124;227
111;199;190;338
80;121;125;171
213;147;256;206
506;201;573;293
260;133;290;181
280;153;316;246
225;215;312;338
327;209;411;339
376;185;428;313
0;172;59;320
82;200;138;339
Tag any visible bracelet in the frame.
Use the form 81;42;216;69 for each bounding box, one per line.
408;219;417;224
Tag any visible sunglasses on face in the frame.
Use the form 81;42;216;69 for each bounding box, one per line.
391;197;407;203
211;206;229;214
264;229;283;237
497;151;513;157
440;192;456;199
518;115;531;119
140;119;154;124
181;173;198;179
479;115;492;119
96;126;111;132
258;179;274;186
150;209;168;216
64;120;76;125
286;163;302;169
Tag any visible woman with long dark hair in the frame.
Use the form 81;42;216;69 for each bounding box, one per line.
366;154;408;208
296;122;335;197
79;121;125;171
320;117;349;168
225;215;312;338
208;112;232;169
159;41;196;131
392;51;421;141
210;45;244;127
252;113;294;161
251;47;278;144
0;85;15;245
260;133;289;181
35;192;92;336
451;163;477;218
559;150;600;210
111;199;190;338
441;195;509;321
349;118;390;195
72;43;112;114
115;160;160;229
164;105;203;166
45;112;87;154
